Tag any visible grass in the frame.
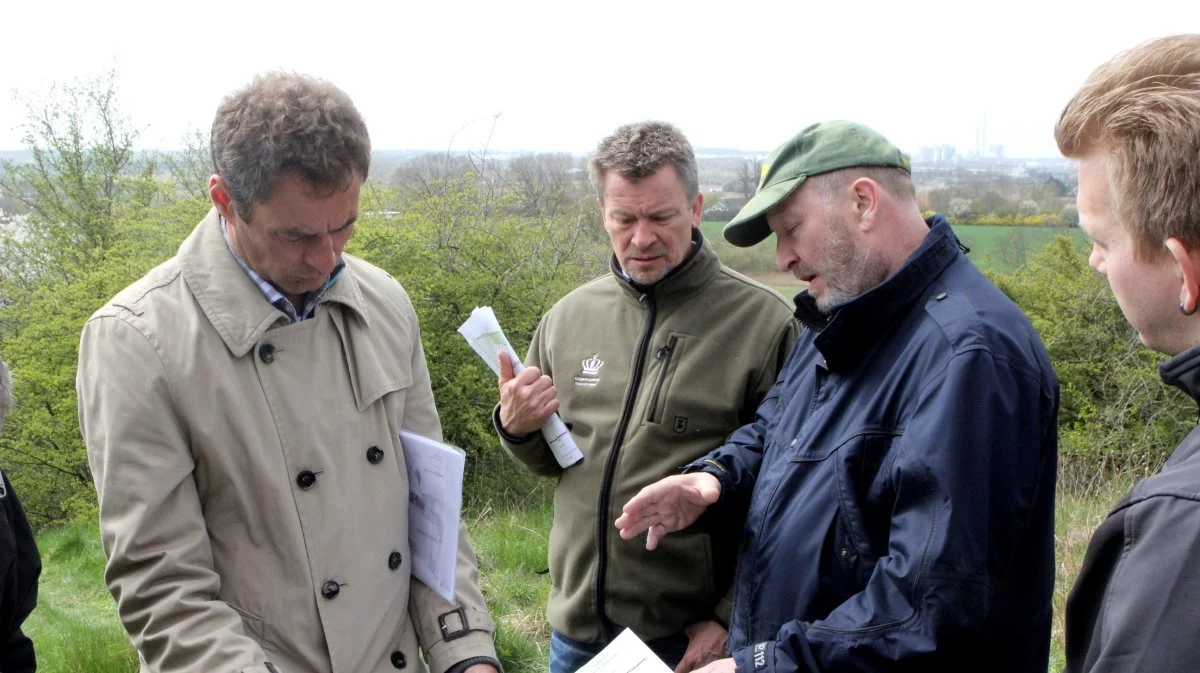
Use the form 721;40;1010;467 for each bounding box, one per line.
1048;476;1136;672
23;525;138;673
27;482;1133;673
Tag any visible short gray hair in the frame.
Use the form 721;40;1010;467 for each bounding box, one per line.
810;166;917;208
0;358;11;430
589;121;699;203
211;72;371;222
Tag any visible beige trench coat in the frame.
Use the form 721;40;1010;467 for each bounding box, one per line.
76;211;497;673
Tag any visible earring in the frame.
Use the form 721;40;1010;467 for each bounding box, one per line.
1181;300;1198;317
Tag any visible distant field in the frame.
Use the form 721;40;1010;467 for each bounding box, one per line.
952;225;1087;273
702;221;1087;284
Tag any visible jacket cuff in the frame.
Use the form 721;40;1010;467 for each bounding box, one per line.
445;655;503;673
419;606;499;673
732;640;774;673
493;404;536;444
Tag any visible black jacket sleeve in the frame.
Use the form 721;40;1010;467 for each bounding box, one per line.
0;468;40;673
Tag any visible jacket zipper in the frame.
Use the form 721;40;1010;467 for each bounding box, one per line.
594;290;658;641
647;336;678;424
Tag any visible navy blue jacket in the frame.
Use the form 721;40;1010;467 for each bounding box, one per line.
693;216;1059;673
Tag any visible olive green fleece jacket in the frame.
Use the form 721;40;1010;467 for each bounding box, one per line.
495;234;799;644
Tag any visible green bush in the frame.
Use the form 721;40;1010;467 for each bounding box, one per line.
990;236;1193;483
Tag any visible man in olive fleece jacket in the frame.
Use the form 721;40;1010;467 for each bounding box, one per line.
495;121;798;673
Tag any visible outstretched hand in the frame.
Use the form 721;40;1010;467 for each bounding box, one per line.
614;472;721;550
497;350;559;436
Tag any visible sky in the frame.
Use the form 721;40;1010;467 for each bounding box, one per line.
1;0;1193;159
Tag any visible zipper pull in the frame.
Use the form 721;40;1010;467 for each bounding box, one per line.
655;343;673;359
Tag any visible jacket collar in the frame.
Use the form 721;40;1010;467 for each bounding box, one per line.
1160;343;1200;405
799;214;961;370
610;228;720;303
177;209;370;357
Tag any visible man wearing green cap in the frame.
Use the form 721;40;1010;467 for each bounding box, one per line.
617;121;1059;673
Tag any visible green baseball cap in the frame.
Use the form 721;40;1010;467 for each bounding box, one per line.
722;121;911;247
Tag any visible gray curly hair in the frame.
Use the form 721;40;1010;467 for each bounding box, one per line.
210;72;371;222
589;121;699;204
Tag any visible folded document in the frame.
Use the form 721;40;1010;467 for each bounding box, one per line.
399;430;465;603
457;306;584;468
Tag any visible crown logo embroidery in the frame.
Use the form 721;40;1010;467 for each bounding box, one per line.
574;353;604;388
582;354;604;375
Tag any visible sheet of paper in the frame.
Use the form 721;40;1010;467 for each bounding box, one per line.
576;628;673;673
457;306;584;468
399;430;466;603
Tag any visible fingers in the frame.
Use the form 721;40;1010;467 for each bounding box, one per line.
614;510;649;539
498;365;559;436
646;523;665;551
498;350;516;384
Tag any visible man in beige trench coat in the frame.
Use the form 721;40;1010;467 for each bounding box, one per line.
76;73;500;673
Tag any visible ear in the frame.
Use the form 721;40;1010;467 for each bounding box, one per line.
209;175;239;223
848;177;880;230
1166;237;1200;314
691;192;704;227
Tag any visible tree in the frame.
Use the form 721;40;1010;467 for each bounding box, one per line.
735;159;762;200
0;71;204;525
503;153;579;218
0;71;155;280
390;153;476;199
349;178;608;504
161;128;213;202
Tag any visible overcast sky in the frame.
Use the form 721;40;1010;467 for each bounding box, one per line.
1;0;1192;158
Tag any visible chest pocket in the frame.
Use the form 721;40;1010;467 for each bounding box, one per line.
789;429;902;589
645;333;687;426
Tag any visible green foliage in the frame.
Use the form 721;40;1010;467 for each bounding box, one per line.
0;71;159;278
0;70;210;525
349;178;608;506
0;200;207;525
990;236;1194;481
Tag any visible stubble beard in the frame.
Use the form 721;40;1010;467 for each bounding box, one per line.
815;216;892;314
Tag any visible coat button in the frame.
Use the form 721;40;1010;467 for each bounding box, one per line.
390;651;407;669
322;580;340;600
258;343;276;364
296;470;317;490
367;446;385;464
388;551;403;570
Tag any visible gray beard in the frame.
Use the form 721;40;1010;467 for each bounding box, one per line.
816;222;892;314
